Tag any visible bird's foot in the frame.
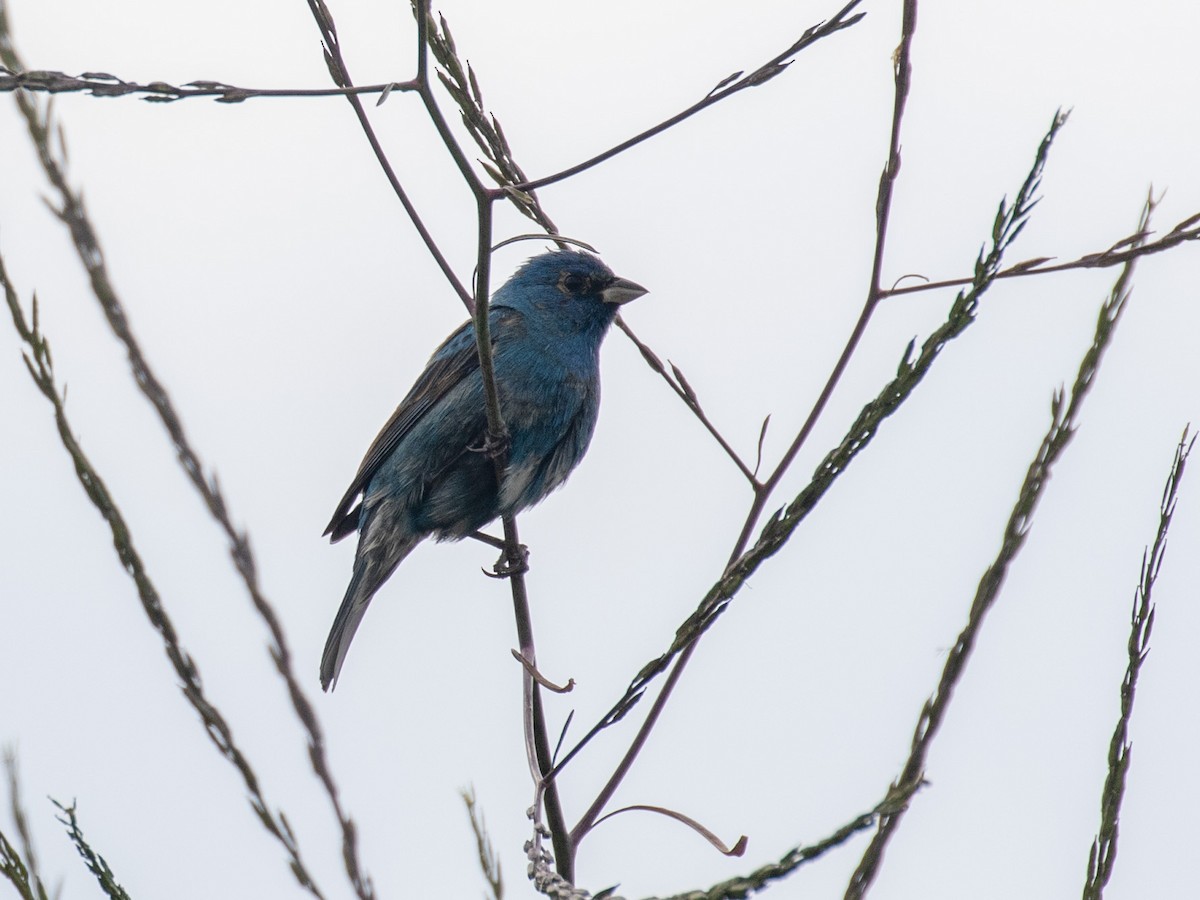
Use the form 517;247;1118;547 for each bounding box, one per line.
469;427;511;460
484;543;530;579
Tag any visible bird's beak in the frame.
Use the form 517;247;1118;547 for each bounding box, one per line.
601;276;649;305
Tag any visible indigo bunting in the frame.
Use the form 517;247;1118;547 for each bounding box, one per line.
321;250;647;689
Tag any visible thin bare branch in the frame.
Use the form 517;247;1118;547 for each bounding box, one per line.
730;0;919;562
301;0;472;308
511;0;867;193
590;805;747;858
467;183;571;875
614;317;757;484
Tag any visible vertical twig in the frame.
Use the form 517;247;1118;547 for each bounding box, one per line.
730;0;918;566
302;0;472;308
303;0;576;878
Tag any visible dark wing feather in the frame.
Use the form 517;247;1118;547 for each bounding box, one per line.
324;319;486;540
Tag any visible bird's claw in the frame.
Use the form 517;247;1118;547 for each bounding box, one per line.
484;543;530;579
469;428;511;460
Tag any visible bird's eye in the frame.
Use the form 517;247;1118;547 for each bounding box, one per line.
562;273;587;294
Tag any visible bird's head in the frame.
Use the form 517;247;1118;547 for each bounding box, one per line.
493;250;648;334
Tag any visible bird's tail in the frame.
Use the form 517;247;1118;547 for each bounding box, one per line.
320;534;419;691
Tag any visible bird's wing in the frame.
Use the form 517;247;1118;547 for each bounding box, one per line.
324;312;516;540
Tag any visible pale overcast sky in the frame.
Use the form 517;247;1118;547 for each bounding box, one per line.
2;2;1198;899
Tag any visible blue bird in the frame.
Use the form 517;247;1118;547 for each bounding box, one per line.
321;249;647;690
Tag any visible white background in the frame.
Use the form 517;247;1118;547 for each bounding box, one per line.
2;1;1198;898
